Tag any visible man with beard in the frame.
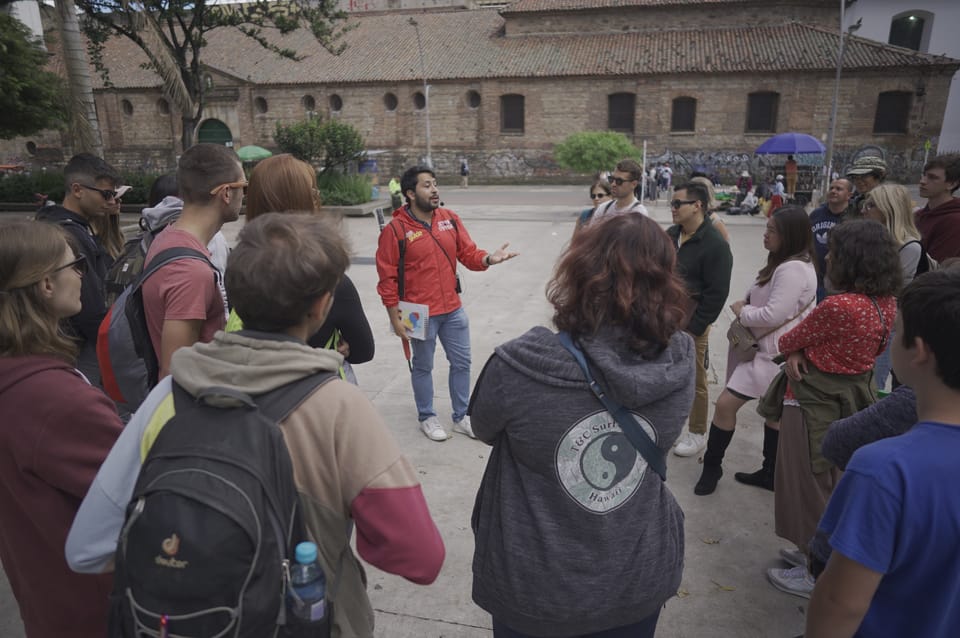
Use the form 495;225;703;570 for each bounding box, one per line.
376;166;517;442
592;158;649;221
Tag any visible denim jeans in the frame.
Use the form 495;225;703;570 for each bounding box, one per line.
410;307;471;422
873;328;895;391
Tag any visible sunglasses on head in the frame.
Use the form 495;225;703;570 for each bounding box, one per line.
51;254;87;276
76;183;118;201
610;177;635;186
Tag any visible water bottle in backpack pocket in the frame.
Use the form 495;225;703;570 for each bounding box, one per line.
284;542;331;636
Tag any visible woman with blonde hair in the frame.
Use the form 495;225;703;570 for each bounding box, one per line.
234;154;375;375
0;220;122;638
862;183;928;389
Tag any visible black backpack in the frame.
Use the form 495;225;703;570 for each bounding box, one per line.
109;372;337;638
104;218;171;307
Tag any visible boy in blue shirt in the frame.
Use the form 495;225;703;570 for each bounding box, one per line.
806;268;960;637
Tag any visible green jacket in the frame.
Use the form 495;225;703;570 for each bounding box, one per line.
666;217;733;337
758;363;877;473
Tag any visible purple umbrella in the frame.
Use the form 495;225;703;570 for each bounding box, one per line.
754;133;825;155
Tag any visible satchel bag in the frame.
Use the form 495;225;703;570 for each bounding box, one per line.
727;296;814;362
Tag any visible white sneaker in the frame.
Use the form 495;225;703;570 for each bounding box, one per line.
673;431;706;457
779;547;808;569
453;416;477;439
419;416;449;442
767;565;815;599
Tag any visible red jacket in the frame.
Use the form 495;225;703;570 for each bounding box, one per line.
376;206;488;315
915;197;960;263
0;355;122;638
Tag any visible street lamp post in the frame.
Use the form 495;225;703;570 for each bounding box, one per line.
409;17;433;169
822;1;861;196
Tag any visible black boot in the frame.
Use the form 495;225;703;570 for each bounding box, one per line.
694;425;734;495
734;425;778;491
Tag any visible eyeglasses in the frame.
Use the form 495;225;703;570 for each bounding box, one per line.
76;183;118;201
670;199;697;209
51;255;86;276
610;177;635;186
209;180;249;197
590;193;607;199
862;200;877;211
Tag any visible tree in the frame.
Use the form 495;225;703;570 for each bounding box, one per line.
553;131;641;175
275;117;365;172
0;12;69;140
54;0;104;154
78;0;349;152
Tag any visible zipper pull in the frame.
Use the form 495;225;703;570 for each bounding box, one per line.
279;559;290;625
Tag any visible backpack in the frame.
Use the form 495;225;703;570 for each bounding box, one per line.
97;247;219;415
901;240;938;278
104;209;182;306
109;372;337;638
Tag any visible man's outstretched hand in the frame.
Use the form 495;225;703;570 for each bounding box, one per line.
487;242;519;266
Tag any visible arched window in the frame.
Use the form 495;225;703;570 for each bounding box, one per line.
888;11;933;52
302;95;316;111
196;119;233;146
874;91;911;134
413;92;426;110
330;94;343;112
500;94;524;134
671;97;697;132
466;90;481;108
121;99;134;116
384;92;398;111
746;92;779;133
608;93;635;132
254;97;268;114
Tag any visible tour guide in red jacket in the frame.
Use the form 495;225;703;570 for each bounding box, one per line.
376;165;518;442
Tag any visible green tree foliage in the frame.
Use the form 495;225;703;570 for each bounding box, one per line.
77;0;349;151
0;13;68;139
553;131;641;174
274;117;365;171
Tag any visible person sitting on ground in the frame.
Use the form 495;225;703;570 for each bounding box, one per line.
861;183;928;390
0;220;123;638
736;170;753;205
694;206;817;496
805;267;960;638
232;153;375;381
468;213;694;638
574;178;611;235
760;219;901;599
66;213;445;637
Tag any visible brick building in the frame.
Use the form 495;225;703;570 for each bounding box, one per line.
2;0;957;184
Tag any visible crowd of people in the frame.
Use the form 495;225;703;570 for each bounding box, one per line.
0;146;959;638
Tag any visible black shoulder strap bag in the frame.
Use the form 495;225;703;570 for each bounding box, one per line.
557;332;667;481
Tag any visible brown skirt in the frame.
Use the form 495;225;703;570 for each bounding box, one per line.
774;405;842;552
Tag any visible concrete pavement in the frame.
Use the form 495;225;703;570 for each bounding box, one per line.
0;186;808;637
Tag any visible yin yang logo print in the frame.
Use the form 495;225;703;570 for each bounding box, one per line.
556;410;655;513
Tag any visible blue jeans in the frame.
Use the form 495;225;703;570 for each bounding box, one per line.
492;608;661;638
874;328;895;391
410;307;471;422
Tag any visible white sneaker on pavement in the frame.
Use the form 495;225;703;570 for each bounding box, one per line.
673;431;706;457
453;416;477;439
767;565;815;599
779;547;808;569
420;416;449;442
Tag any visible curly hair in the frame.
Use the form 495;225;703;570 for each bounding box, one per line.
756;206;816;286
827;219;902;296
548;214;687;357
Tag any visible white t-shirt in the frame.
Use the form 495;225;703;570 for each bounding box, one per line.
593;198;649;222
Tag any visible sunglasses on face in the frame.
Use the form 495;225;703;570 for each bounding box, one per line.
590;193;607;199
610;177;635;186
52;254;87;276
76;183;118;201
670;199;697;209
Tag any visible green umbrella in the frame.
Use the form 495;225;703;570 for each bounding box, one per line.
236;145;273;162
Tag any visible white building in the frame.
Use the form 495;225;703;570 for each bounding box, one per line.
845;0;960;153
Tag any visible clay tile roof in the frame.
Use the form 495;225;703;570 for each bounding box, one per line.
502;0;796;11
84;10;959;89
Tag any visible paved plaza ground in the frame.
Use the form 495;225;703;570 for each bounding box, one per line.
2;185;813;637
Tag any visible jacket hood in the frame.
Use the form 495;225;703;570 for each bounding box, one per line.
170;330;343;403
494;326;694;410
35;204;88;227
140;196;184;232
0;355;78;395
917;197;960;218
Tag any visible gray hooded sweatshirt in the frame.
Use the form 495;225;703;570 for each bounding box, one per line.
469;325;695;636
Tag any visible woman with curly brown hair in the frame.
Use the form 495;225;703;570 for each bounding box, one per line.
0;220;122;637
762;219;901;599
468;214;695;638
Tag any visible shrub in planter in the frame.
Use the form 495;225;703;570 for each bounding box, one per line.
317;172;371;206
